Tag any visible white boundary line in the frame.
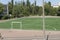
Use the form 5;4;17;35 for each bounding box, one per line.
53;27;56;31
46;26;57;31
0;16;60;23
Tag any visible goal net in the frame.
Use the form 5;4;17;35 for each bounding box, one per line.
11;22;22;29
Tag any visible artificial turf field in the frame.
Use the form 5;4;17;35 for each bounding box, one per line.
0;17;60;30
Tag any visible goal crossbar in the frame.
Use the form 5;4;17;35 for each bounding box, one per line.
12;22;22;23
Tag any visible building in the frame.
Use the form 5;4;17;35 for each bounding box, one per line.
53;5;59;8
53;2;60;8
58;2;60;6
2;5;8;15
3;5;7;14
0;5;8;19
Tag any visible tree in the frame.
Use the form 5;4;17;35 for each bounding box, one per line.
57;6;60;16
14;3;24;17
44;2;54;15
22;0;25;6
49;7;57;16
26;0;30;7
11;0;14;9
35;0;36;6
8;2;12;14
48;1;51;6
0;3;4;14
38;7;42;16
0;3;4;19
11;0;14;16
34;0;37;15
8;0;14;18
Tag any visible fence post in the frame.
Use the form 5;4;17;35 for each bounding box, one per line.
0;33;3;40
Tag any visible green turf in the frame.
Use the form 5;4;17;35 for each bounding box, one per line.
0;17;60;30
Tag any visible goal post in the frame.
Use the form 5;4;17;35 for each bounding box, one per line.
11;22;22;30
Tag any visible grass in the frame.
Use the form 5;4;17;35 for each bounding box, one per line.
0;17;60;30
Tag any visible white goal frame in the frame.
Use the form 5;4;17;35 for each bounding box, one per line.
11;22;22;30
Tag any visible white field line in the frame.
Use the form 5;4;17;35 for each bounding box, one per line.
53;27;56;31
27;16;60;18
46;26;57;31
0;29;43;31
0;16;60;23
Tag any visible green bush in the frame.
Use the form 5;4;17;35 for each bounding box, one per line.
2;15;10;20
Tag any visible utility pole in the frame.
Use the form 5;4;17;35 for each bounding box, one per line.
42;0;46;40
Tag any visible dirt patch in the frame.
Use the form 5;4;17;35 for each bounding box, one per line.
0;30;60;38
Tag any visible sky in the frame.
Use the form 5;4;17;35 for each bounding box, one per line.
0;0;60;6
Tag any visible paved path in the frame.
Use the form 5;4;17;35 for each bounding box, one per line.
0;30;60;40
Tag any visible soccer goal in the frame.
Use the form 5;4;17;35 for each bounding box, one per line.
11;22;22;30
